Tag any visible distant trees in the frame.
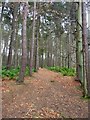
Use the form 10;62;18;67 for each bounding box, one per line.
2;2;76;72
6;3;19;69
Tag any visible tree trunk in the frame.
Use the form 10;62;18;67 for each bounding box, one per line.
87;1;90;97
67;23;72;68
17;2;28;83
14;13;19;68
0;12;2;71
14;27;19;68
41;53;43;68
34;15;40;71
76;2;83;83
0;2;5;22
30;2;36;76
7;3;18;69
88;46;90;96
82;2;88;96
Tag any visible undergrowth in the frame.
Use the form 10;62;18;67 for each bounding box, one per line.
81;95;90;100
0;66;36;79
46;66;76;76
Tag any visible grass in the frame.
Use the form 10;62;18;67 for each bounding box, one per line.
46;66;76;76
0;66;37;79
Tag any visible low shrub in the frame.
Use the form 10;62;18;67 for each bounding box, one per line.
47;66;76;76
1;66;36;79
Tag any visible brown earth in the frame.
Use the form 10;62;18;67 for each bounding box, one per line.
2;68;88;118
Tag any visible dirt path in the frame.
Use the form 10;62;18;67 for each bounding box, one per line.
2;68;88;118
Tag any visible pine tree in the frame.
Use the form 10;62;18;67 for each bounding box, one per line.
30;2;36;76
17;2;28;83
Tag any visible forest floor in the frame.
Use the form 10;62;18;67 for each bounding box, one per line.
2;68;88;118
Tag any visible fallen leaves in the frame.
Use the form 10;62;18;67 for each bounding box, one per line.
2;68;88;118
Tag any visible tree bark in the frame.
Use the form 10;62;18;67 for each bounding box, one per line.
34;14;40;71
82;2;88;96
76;2;83;83
30;2;36;76
0;2;5;22
14;10;19;68
17;2;28;83
7;3;18;69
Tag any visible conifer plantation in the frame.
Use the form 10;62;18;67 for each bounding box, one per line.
0;1;90;119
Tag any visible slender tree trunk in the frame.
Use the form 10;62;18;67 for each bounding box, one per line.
45;39;47;67
0;4;2;117
34;15;40;71
17;2;28;83
50;42;53;67
7;16;15;69
58;36;62;67
82;2;88;96
14;14;19;68
68;23;72;68
67;33;70;68
55;39;58;66
2;40;8;65
88;46;90;96
14;27;19;68
76;2;83;83
30;2;36;76
87;1;90;97
47;51;50;67
7;3;18;69
41;52;43;68
60;36;63;67
35;30;39;71
0;3;2;71
0;2;5;22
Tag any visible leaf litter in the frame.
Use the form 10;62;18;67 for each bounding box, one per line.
2;68;88;118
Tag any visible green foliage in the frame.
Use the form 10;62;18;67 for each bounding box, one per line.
47;66;76;76
81;96;90;100
32;68;37;72
1;66;36;79
25;66;30;76
1;66;20;79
